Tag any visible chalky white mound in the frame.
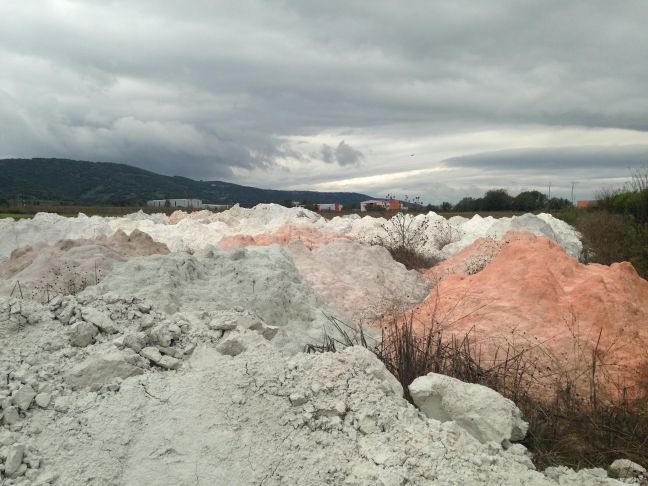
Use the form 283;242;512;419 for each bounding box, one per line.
82;245;341;353
0;206;624;485
0;213;113;263
0;297;620;485
0;230;169;301
0;205;582;264
288;238;432;321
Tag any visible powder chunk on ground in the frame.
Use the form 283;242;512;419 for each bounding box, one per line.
409;372;528;445
440;212;582;258
0;205;582;264
64;351;144;389
0;212;113;263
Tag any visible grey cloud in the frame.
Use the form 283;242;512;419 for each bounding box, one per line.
320;141;364;166
321;145;335;164
334;141;364;166
0;0;647;191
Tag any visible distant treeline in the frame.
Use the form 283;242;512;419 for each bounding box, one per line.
427;189;572;213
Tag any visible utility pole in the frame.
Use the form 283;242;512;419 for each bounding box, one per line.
570;181;576;204
548;182;551;200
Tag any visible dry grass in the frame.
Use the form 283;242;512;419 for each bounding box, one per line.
386;247;439;271
10;260;104;303
307;310;648;473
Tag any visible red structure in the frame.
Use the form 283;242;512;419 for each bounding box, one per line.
315;203;343;212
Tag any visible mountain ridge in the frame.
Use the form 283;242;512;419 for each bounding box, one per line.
0;158;374;205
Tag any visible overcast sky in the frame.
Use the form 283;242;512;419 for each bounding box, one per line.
2;0;648;202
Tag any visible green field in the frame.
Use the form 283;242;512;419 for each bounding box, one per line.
0;205;195;218
0;213;35;219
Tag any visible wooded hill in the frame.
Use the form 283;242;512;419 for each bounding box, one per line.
0;158;372;206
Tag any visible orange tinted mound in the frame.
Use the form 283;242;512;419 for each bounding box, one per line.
218;224;352;250
413;236;648;398
424;231;538;283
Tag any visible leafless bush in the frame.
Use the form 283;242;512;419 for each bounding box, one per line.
379;315;539;403
373;212;439;269
428;219;455;250
630;164;648;193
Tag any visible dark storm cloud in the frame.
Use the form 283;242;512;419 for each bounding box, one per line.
320;145;334;164
0;0;647;192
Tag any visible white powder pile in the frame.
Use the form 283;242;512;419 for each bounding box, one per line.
0;296;620;485
0;230;169;300
82;245;342;353
0;205;582;265
439;212;582;258
0;213;113;263
288;239;431;321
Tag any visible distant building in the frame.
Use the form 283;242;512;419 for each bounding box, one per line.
576;200;598;208
360;199;405;212
292;201;304;207
315;202;343;212
147;199;202;208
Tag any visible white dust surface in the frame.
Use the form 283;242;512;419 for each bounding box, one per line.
81;245;343;353
0;295;621;485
